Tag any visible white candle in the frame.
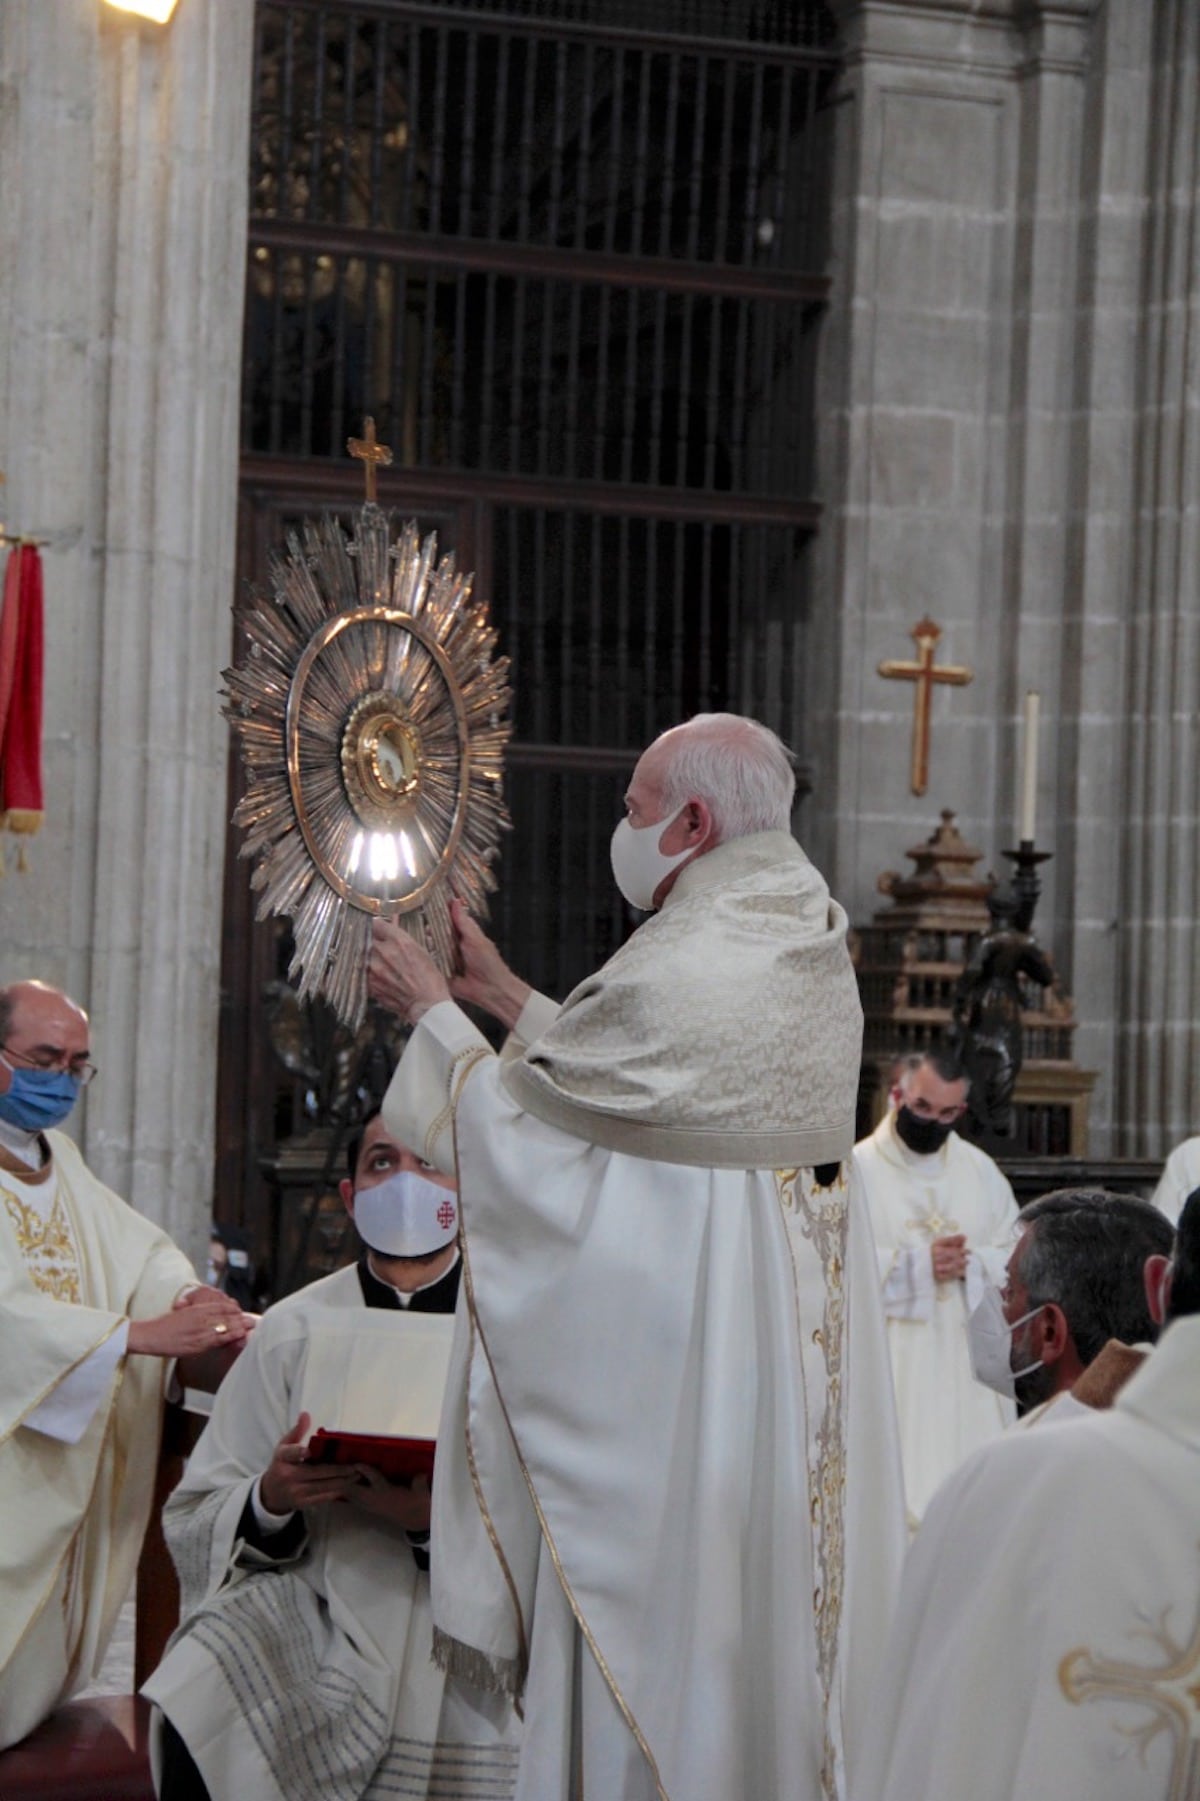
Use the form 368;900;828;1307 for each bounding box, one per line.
1019;690;1040;843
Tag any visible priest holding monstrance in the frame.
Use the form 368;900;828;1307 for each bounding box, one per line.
370;712;907;1801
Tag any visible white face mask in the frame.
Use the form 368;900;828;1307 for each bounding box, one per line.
352;1170;459;1258
610;807;694;910
966;1283;1043;1398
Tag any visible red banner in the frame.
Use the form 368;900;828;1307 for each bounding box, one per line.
0;544;44;861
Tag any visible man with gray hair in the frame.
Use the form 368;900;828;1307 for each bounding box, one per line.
854;1194;1200;1801
984;1187;1174;1422
854;1047;1020;1529
367;713;907;1801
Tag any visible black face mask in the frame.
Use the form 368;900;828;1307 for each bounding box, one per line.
894;1106;956;1155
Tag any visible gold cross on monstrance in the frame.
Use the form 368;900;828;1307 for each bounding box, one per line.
878;618;973;796
347;416;393;502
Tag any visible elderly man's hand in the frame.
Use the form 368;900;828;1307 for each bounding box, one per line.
368;918;451;1025
128;1296;252;1358
447;898;531;1030
174;1285;245;1321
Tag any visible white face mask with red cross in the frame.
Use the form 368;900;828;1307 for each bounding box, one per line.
352;1170;459;1258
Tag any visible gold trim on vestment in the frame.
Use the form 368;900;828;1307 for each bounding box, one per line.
0;1167;127;1448
424;1047;491;1165
1058;1578;1200;1801
3;1185;82;1302
0;1351;129;1682
777;1164;850;1801
0;1313;125;1451
457;1280;531;1687
0;1156;155;1690
450;1069;667;1800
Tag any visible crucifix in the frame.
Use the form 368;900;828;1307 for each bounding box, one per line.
347;416;394;502
878;617;973;796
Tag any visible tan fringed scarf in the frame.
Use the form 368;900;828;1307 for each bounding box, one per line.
501;831;863;1169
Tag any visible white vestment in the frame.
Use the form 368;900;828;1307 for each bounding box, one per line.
1151;1136;1200;1223
144;1263;519;1801
854;1315;1200;1801
853;1113;1019;1527
0;1131;195;1749
386;965;906;1801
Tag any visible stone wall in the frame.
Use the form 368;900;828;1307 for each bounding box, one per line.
816;0;1198;1155
0;0;254;1260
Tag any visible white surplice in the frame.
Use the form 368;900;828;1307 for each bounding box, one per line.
1151;1135;1200;1224
386;995;906;1801
853;1113;1019;1526
854;1314;1200;1801
144;1263;519;1801
0;1131;195;1749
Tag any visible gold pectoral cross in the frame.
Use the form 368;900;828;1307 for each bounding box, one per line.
906;1209;958;1239
878;618;973;796
347;416;394;503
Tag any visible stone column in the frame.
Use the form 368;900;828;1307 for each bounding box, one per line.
1106;0;1200;1155
0;0;254;1261
815;1;1030;908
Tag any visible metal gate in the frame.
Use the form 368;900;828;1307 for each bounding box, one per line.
218;0;839;1258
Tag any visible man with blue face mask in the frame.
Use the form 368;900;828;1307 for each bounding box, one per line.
146;1112;519;1801
0;980;250;1750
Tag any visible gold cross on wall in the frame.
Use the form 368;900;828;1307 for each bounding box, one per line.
347;416;394;503
878;618;973;796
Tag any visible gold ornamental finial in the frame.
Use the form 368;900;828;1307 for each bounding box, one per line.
347;417;393;503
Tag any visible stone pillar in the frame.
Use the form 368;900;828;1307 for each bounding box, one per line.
814;0;1127;1142
0;0;254;1261
1106;0;1200;1155
816;2;1025;907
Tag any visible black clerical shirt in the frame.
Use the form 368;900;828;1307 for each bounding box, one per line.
356;1250;462;1313
236;1252;461;1567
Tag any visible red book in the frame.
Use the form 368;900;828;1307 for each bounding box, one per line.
306;1427;435;1484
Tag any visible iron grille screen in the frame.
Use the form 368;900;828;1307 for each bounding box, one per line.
244;1;835;495
237;0;837;1002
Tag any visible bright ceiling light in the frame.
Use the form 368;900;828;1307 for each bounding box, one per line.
104;0;180;22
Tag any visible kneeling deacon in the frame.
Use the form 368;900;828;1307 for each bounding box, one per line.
145;1113;519;1801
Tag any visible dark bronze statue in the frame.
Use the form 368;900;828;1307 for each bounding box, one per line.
951;885;1054;1136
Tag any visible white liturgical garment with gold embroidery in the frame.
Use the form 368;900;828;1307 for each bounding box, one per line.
1151;1135;1200;1224
854;1315;1200;1801
0;1130;195;1749
144;1265;519;1801
386;990;906;1801
853;1113;1019;1528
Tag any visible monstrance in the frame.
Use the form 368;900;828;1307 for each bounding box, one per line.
223;420;511;1029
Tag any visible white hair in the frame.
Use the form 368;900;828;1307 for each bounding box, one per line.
655;713;796;842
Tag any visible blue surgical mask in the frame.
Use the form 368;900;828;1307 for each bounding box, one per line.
0;1061;81;1133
